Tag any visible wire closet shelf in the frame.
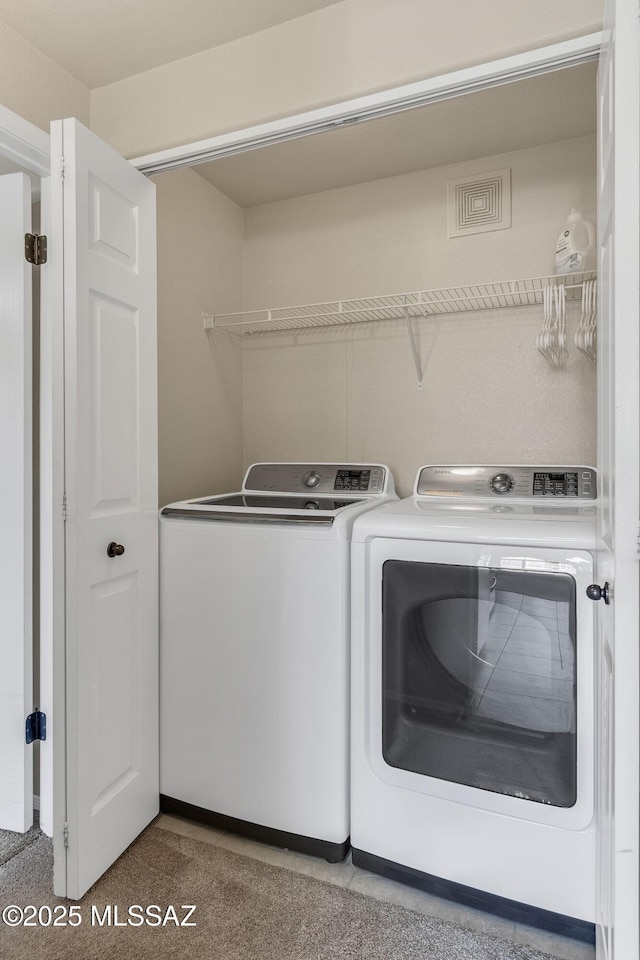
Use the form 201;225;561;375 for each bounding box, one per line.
203;271;597;337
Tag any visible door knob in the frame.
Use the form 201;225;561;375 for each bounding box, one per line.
586;582;610;604
107;541;125;558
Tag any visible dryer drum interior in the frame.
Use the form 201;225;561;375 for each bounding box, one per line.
381;560;577;808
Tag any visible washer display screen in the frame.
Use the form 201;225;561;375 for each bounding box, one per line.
533;472;579;496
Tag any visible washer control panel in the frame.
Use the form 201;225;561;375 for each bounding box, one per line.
416;466;597;499
244;463;390;496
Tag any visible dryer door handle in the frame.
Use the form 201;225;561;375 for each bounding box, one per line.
586;582;610;604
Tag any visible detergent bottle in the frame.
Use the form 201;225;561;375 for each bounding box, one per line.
555;209;595;274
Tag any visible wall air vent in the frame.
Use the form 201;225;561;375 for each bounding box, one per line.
447;168;511;238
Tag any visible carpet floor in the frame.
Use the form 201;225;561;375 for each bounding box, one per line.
0;824;563;960
0;822;41;868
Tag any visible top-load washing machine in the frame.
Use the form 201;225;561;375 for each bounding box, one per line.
159;462;396;861
350;465;598;942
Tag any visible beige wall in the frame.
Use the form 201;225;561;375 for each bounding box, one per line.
241;136;597;497
94;0;600;503
0;22;89;130
90;0;603;158
154;167;244;506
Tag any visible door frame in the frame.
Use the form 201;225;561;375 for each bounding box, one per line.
0;105;53;837
131;33;602;174
0;104;49;176
0;171;34;834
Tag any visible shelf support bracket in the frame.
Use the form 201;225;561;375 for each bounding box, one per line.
403;301;423;388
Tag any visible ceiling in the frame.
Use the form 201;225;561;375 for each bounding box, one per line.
0;0;343;88
0;5;596;209
193;62;598;208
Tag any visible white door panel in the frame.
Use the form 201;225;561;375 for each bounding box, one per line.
50;118;158;899
596;2;640;957
0;172;32;833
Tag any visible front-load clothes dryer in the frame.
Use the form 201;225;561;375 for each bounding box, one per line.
160;462;396;861
350;465;598;942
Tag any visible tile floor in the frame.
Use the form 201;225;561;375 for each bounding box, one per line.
157;813;595;960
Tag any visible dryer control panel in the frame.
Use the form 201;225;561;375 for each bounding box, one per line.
416;465;597;499
244;463;391;496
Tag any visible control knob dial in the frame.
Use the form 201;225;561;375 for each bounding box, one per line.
490;472;514;495
302;470;321;488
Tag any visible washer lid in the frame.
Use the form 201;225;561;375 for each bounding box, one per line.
160;493;365;525
159;489;395;528
160;463;396;528
198;494;363;510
